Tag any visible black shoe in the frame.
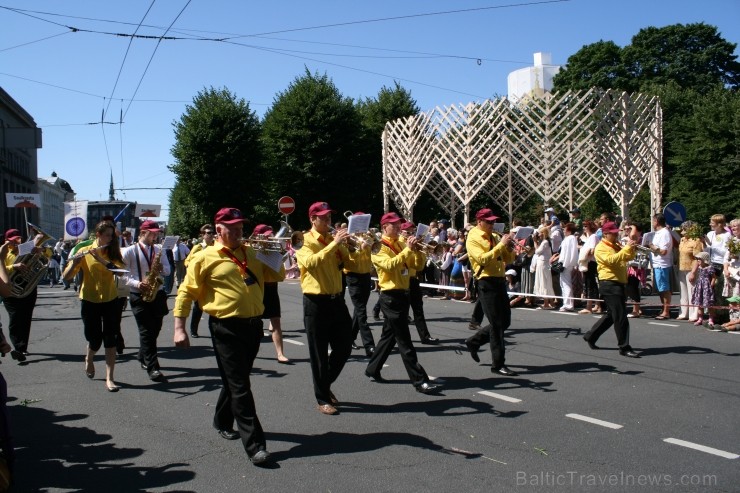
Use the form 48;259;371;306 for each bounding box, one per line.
373;312;381;321
416;382;441;394
140;362;148;370
365;370;386;382
365;347;375;357
351;343;361;350
250;449;271;465
468;322;481;331
619;349;640;358
492;366;518;376
217;429;240;440
10;350;26;362
148;369;164;381
190;332;198;338
583;335;599;350
421;337;439;345
465;342;480;363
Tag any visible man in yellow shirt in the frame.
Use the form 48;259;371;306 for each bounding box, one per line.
296;201;354;416
344;211;375;357
464;209;518;376
365;212;440;394
183;223;216;338
400;221;439;344
172;207;271;466
582;221;640;358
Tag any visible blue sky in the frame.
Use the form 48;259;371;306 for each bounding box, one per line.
1;0;738;223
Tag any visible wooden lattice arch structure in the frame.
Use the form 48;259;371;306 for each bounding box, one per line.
382;88;662;225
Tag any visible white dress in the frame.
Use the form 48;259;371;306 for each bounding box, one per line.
533;239;555;297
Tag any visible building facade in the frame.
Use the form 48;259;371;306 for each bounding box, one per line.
38;171;75;240
0;86;42;235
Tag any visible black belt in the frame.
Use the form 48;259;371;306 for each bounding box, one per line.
381;289;410;295
305;293;343;300
209;315;263;328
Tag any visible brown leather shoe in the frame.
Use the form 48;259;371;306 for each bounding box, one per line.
328;391;339;406
317;404;338;415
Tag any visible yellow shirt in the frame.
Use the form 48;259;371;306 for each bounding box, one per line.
344;246;373;275
65;240;123;303
466;226;515;279
184;242;211;268
296;228;350;295
372;236;415;291
594;239;636;284
263;261;287;283
173;243;265;319
397;236;426;276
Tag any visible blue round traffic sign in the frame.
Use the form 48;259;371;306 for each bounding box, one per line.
66;217;86;236
663;201;687;227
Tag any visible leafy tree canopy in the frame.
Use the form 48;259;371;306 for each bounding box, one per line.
169;87;263;236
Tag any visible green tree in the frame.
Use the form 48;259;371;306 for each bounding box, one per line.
168;87;264;236
552;40;632;92
262;69;362;229
625;23;740;93
356;82;420;218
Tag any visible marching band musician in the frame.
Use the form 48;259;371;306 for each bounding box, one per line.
582;221;641;358
399;221;439;344
3;228;46;363
464;209;519;376
172;207;272;466
344;211;376;358
296;201;354;416
183;224;216;338
119;220;171;382
365;212;441;394
63;221;126;392
250;224;288;363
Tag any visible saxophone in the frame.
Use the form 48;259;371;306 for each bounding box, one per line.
140;247;164;302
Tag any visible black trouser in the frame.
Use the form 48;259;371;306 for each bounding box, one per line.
189;301;203;335
583;280;631;350
303;294;353;405
209;316;266;457
129;290;168;371
466;277;510;369
366;290;428;387
346;272;374;350
4;288;37;353
81;299;121;351
470;298;484;325
409;277;431;340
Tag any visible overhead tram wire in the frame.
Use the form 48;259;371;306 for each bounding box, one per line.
103;0;157;121
0;31;72;53
122;0;193;120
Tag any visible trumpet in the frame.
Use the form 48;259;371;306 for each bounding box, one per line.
415;239;444;256
246;220;303;253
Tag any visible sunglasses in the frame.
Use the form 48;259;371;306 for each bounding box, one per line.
204;231;215;235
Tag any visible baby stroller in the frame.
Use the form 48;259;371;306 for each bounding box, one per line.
628;249;653;296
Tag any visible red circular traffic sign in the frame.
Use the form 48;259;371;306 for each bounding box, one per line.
277;196;295;215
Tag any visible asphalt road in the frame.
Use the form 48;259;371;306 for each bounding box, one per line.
3;281;739;492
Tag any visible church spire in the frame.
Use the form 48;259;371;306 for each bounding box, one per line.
109;172;116;201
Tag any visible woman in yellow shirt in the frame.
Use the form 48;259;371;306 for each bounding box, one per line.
63;221;125;392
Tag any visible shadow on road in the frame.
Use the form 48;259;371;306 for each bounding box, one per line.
268;430;483;463
9;404;195;492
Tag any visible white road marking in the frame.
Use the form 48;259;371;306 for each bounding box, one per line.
648;322;680;327
283;339;304;346
565;413;623;429
477;391;522;403
663;438;739;459
729;331;740;335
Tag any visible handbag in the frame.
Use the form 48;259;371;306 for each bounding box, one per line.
550;261;565;274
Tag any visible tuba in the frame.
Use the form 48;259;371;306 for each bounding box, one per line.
8;223;55;298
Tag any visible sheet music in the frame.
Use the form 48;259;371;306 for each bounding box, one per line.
347;214;371;234
641;231;655;247
257;250;285;272
493;223;505;233
17;239;35;256
514;227;534;240
161;235;179;250
415;223;430;240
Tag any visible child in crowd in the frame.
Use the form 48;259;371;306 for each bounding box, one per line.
690;252;715;327
505;269;524;307
720;295;740;332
